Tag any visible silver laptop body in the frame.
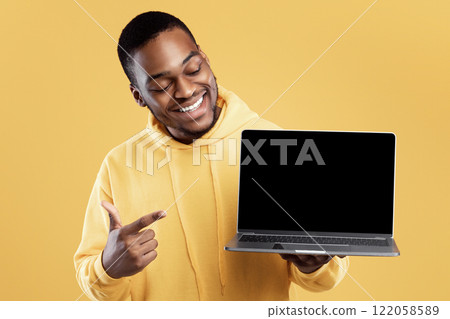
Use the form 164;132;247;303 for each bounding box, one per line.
225;129;400;257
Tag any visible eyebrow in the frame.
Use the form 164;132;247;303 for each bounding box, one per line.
146;50;200;85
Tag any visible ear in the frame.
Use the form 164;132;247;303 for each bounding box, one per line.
198;44;210;67
129;84;146;107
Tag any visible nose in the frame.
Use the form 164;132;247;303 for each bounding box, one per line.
174;76;195;99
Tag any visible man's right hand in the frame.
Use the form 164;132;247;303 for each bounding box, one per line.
100;200;166;279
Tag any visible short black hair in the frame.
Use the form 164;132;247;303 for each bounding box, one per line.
117;11;198;87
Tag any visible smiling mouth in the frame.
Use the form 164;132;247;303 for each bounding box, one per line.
176;94;205;112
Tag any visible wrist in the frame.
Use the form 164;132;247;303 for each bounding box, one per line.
100;250;121;279
95;253;126;283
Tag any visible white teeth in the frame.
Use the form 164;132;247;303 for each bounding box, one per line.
178;95;204;112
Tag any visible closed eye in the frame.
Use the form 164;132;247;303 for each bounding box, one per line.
151;84;170;93
150;62;202;92
189;62;202;75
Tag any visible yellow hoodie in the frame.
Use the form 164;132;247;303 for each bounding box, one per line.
74;84;349;301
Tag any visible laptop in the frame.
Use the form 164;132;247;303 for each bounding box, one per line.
225;129;400;256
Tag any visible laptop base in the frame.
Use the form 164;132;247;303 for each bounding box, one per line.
225;233;400;257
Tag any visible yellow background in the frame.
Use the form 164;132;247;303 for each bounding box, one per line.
1;0;449;300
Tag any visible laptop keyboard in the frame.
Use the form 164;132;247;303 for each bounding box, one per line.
240;234;388;246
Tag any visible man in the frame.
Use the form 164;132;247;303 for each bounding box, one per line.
74;11;349;301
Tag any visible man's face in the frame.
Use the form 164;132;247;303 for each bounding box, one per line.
130;27;219;143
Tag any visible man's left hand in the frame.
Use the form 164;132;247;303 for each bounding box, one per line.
280;254;345;274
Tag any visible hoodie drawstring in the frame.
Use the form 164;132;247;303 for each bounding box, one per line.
208;144;226;296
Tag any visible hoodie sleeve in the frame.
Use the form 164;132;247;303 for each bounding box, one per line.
73;156;132;301
287;256;350;292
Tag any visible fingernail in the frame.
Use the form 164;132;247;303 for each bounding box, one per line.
159;211;167;217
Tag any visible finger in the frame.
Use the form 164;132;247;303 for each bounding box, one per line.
280;254;312;264
132;250;158;272
122;210;166;234
320;255;333;264
295;254;331;265
280;254;297;261
294;254;315;263
142;250;158;265
100;200;123;232
308;254;332;263
135;228;156;245
140;239;158;255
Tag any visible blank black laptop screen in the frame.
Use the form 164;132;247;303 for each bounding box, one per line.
237;130;395;235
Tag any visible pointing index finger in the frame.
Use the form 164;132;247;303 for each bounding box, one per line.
122;210;166;234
